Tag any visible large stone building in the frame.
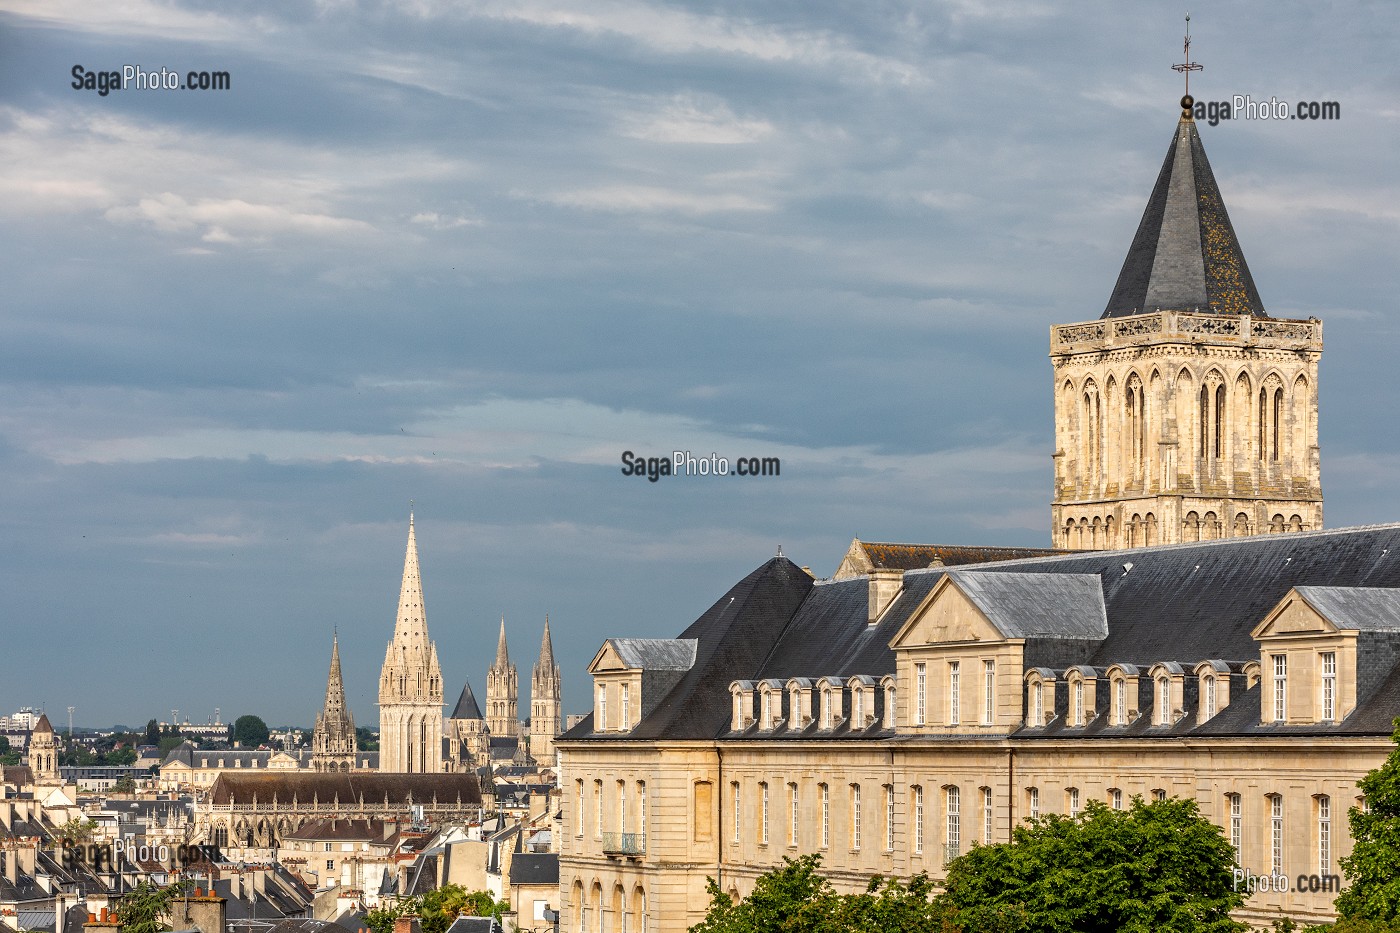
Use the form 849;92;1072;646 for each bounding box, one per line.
555;105;1387;931
1051;109;1323;549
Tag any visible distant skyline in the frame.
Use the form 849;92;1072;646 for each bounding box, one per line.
1;2;1397;725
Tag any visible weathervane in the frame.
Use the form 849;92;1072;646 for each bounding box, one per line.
1171;13;1203;106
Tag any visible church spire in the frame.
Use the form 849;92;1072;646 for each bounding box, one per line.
538;614;555;669
394;512;429;643
313;632;357;772
1101;108;1265;319
494;616;510;669
324;632;347;713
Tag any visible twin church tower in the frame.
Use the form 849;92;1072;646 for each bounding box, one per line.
310;514;562;773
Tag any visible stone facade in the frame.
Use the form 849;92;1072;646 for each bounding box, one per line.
530;617;563;764
1051;311;1323;549
487;619;520;739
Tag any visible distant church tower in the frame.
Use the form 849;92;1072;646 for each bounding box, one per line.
529;616;563;763
312;633;357;772
1050;101;1323;549
485;619;519;738
378;514;444;772
28;713;58;782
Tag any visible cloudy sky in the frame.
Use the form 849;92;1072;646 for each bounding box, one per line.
1;1;1396;729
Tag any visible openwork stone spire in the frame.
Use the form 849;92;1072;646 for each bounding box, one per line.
379;513;444;773
313;633;357;772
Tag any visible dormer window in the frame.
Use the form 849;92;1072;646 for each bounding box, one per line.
620;683;630;730
1072;678;1084;726
821;687;832;729
1203;674;1216;719
1156;676;1170;725
761;690;771;728
1113;676;1126;725
853;688;864;726
729;681;756;731
881;676;897;730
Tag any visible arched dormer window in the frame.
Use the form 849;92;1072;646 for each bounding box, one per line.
847;676;876;729
1193;661;1232;724
786;678;814;730
1149;662;1185;726
1024;669;1056;728
880;675;897;730
817;676;843;729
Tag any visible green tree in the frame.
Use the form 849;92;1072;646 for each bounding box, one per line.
356;726;379;752
691;855;843;933
112;879;192;933
113;775;138;794
414;884;508;933
940;796;1245;933
0;735;10;754
232;715;270;748
144;719;161;746
834;871;957;933
364;901;410;933
107;746;138;766
55;817;97;844
1337;720;1400;925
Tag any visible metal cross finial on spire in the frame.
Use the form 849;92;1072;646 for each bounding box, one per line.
1171;13;1203;101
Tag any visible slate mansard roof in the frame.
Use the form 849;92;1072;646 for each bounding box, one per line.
560;524;1400;744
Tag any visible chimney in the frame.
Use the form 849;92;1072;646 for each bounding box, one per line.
393;915;421;933
169;888;228;933
85;906;118;933
867;568;904;625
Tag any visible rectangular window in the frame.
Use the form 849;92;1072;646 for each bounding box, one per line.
1271;795;1285;875
1229;793;1242;862
820;784;830;849
1157;677;1171;725
1273;654;1287;722
851;784;862;850
1073;679;1084;726
983;660;995;725
1028;787;1039;819
821;688;831;729
1322;652;1336;721
854;688;864;726
1115;678;1127;725
913;786;924;854
760;782;769;845
789;783;799;847
1111;788;1123;810
946;786;960;859
732;782;741;844
1319;795;1332;874
324;842;332;852
885;785;895;851
618;782;627;834
1204;675;1217;719
576;780;585;837
594;781;602;838
982;787;993;845
599;685;608;731
761;691;770;728
326;859;334;871
1068;787;1081;817
620;683;630;730
638;781;647;841
1153;788;1167;802
915;663;927;725
949;661;961;725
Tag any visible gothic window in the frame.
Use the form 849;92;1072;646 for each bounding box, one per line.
1203;511;1219;540
1234;512;1250;536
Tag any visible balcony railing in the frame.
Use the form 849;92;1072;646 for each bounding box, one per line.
601;832;645;856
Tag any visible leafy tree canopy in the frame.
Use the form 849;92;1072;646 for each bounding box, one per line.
144;719;161;746
232;715;270;748
940;796;1245;933
113;879;192;933
1337;720;1400;924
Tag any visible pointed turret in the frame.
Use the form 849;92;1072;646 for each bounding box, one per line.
1102;115;1266;319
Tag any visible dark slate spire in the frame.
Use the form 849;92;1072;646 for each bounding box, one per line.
450;681;483;721
1102;114;1266;319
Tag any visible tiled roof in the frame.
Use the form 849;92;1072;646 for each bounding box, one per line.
604;639;697;670
508;852;558;886
449;682;483;721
